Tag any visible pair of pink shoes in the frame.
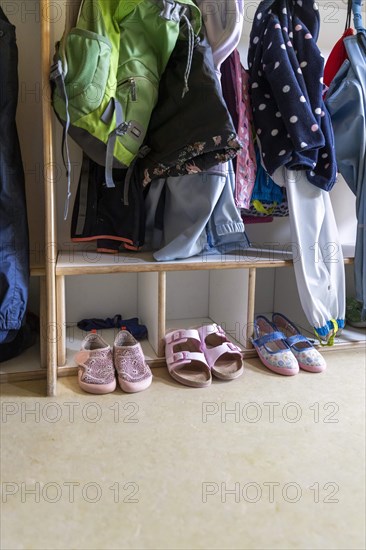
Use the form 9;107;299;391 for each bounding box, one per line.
75;330;152;394
164;324;244;388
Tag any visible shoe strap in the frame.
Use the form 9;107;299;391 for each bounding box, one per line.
166;351;206;370
204;342;242;367
199;323;227;339
286;334;310;347
253;331;285;348
75;350;91;366
75;348;113;367
165;329;200;345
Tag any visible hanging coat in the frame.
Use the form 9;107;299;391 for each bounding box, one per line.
136;34;242;184
248;0;337;191
0;7;30;344
325;34;366;318
142;4;248;262
248;0;345;341
221;50;257;209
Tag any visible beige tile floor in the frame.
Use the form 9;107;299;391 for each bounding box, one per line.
1;350;365;550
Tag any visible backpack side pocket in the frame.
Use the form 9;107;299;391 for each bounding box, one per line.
62;29;112;118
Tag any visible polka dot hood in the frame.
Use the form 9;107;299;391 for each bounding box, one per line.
248;0;337;191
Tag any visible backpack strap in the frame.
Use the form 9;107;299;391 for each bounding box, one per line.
104;98;127;189
74;153;90;236
122;145;151;206
50;60;72;219
49;0;83;219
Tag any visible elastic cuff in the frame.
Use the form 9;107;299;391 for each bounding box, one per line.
215;222;245;236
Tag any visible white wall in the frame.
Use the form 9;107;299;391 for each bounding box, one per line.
4;0;358;323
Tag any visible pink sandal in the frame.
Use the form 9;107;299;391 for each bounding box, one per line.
198;324;244;380
165;329;212;388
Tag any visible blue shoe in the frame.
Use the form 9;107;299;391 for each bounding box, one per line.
272;313;326;373
252;315;299;376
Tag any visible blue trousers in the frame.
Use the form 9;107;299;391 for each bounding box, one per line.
0;7;29;343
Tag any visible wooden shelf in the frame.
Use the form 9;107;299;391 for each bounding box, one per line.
52;244;358;386
56;245;354;276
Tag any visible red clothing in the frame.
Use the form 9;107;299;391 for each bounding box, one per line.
324;28;355;91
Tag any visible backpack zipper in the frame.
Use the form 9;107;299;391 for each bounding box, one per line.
117;75;157;101
118;77;137;101
129;78;137;101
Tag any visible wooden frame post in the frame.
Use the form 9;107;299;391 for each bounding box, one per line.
41;0;58;395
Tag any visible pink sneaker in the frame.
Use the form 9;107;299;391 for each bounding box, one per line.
75;332;116;394
114;330;152;392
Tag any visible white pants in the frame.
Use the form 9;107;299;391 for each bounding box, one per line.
273;168;346;340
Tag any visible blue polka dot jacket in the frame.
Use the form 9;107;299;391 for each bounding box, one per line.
248;0;337;191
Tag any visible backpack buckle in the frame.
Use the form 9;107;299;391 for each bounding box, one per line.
116;122;131;136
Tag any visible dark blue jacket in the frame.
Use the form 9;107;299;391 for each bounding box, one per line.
0;7;29;344
248;0;337;191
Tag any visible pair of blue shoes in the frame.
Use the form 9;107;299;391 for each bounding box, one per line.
77;315;148;340
252;313;326;375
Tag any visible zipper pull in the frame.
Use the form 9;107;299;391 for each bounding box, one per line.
130;78;137;101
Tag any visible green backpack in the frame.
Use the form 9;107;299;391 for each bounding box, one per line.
51;0;201;214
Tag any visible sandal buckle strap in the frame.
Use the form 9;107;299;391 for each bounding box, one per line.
227;342;240;352
165;331;184;344
165;329;200;345
166;351;190;365
215;325;226;337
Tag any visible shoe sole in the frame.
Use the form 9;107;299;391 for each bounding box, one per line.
257;353;299;376
78;371;117;394
298;362;326;373
212;364;244;380
118;375;153;393
169;369;212;388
